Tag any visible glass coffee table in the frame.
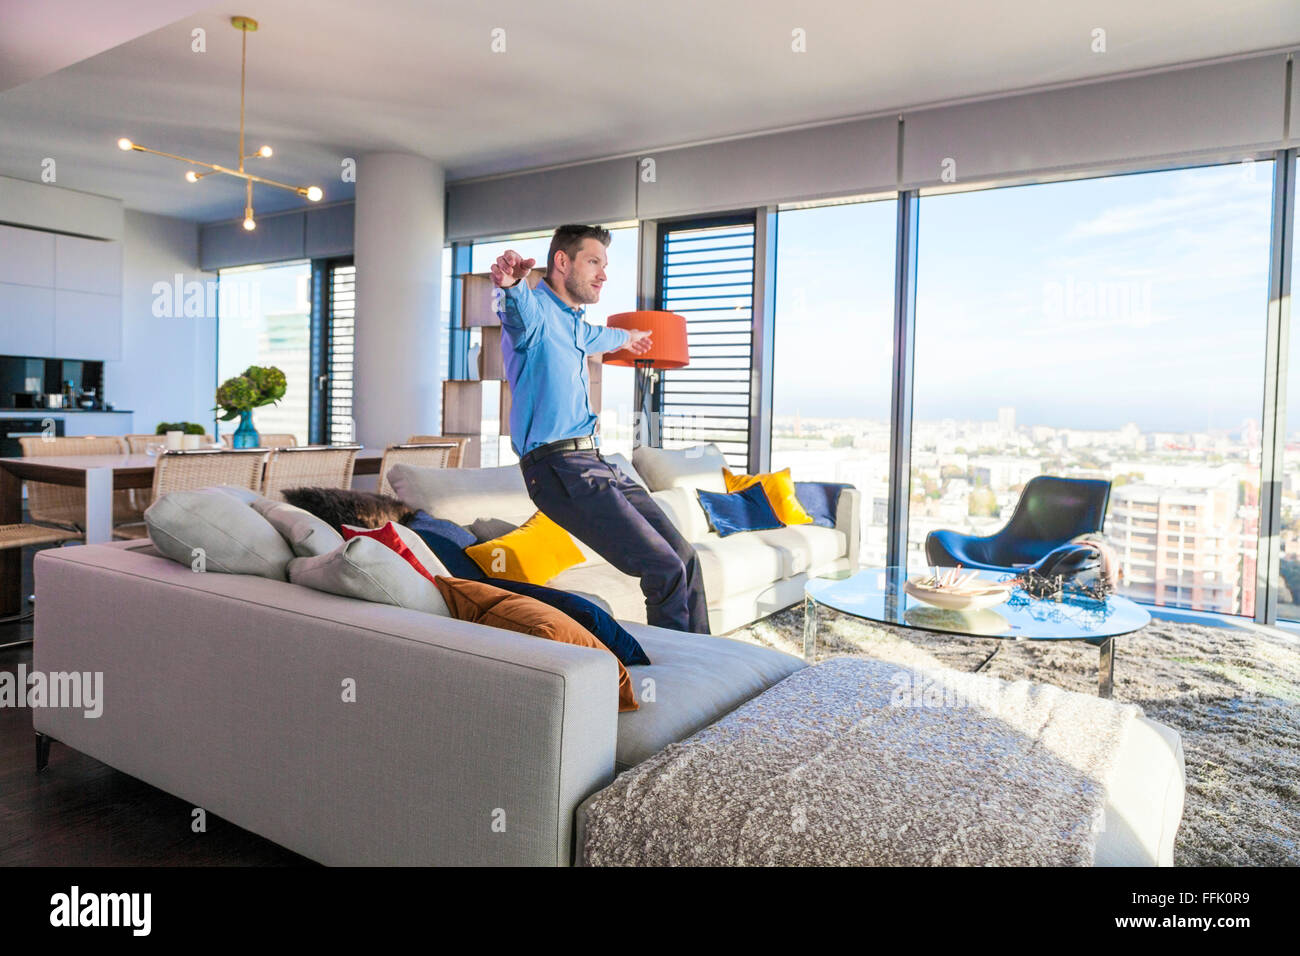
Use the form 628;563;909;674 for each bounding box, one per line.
803;567;1151;698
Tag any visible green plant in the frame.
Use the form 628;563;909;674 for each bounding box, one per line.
213;365;287;421
155;421;207;435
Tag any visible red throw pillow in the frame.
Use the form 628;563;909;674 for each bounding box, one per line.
341;521;437;584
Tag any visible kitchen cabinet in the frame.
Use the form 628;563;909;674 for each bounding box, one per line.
54;290;122;360
0;225;55;287
55;234;122;295
0;283;56;354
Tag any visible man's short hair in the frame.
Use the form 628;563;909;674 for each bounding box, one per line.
547;224;611;276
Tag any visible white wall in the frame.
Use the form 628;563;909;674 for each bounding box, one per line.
106;210;215;435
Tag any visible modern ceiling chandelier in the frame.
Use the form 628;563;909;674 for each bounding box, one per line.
116;16;323;231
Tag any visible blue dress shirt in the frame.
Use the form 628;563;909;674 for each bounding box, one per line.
497;279;631;456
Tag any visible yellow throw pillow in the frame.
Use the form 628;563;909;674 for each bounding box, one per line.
722;467;814;526
465;510;585;584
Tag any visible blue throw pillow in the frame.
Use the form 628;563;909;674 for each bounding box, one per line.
794;481;850;528
404;510;485;581
695;484;783;537
489;578;651;666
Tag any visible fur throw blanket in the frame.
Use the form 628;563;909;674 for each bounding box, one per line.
581;657;1140;866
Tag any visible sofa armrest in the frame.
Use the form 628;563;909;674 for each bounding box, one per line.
834;486;861;568
32;544;619;866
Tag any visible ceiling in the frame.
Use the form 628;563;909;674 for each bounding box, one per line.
1;0;1297;223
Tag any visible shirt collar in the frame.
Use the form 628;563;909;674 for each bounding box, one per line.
538;278;585;318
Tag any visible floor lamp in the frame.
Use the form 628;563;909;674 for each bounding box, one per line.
603;311;689;448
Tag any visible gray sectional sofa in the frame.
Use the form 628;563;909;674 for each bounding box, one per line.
28;443;1185;866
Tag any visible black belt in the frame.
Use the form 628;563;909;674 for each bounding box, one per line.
519;435;599;470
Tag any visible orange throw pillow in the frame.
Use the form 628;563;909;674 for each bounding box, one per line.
722;467;813;526
433;576;638;712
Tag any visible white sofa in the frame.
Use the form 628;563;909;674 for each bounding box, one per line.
387;443;861;634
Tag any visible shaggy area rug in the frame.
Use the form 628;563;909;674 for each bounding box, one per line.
725;605;1300;866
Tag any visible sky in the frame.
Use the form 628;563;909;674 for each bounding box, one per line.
773;160;1279;435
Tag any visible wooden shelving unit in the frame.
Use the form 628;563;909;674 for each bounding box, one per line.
443;268;602;467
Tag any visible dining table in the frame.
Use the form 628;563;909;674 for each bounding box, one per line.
0;446;385;617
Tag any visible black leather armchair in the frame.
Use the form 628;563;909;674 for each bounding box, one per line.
924;476;1112;572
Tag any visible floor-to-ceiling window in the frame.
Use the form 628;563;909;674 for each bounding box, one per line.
910;162;1274;615
470;227;638;460
770;197;897;563
1277;156;1300;620
217;260;312;445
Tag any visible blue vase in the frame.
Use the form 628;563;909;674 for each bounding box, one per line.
231;409;260;448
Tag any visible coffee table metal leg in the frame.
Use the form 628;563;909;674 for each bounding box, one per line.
803;595;818;663
1098;637;1114;699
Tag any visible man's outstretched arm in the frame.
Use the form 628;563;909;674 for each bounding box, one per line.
491;251;543;350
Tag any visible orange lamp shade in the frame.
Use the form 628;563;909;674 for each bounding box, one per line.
603;311;690;369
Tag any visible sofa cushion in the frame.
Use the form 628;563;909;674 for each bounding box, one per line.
794;481;850;529
756;525;849;575
287;535;451;616
145;487;294;579
724;467;814;526
388;461;535;527
694;533;790;596
696;485;783;537
405;510;485;580
488;578;651;666
615;624;805;771
252;498;344;557
465;511;585;584
433;576;637;712
649;487;710;542
342;520;449;583
632;442;727;493
548;563;645;621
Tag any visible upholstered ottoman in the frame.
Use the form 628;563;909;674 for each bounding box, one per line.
576;657;1185;866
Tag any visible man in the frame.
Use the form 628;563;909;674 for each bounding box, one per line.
491;224;710;634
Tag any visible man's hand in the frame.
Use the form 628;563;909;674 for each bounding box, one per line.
490;250;536;289
624;329;653;355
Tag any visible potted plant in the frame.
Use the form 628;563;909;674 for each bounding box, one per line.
214;365;287;448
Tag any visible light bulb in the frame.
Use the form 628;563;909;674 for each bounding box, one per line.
185;170;199;183
117;138;133;151
305;186;323;202
258;145;272;158
243;216;256;231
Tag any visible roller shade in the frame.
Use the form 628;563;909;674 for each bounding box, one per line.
446;157;636;241
636;116;898;220
901;54;1289;189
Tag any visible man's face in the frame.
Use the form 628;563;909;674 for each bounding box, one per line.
561;238;608;305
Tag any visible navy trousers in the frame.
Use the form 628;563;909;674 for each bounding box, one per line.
521;449;710;634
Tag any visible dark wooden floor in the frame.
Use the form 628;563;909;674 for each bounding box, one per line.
0;544;311;866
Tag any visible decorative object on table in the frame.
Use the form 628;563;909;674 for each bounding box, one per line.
924;476;1112;572
114;16;323;229
214;365;286;449
154;421;207;436
903;566;1015;611
603;310;689;448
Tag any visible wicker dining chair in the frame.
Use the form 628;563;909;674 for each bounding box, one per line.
406;435;469;469
113;448;269;539
261;445;360;501
17;435;139;530
377;443;456;497
124;433;215;452
220;432;299;449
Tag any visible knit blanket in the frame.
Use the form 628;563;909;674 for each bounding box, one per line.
581;657;1141;866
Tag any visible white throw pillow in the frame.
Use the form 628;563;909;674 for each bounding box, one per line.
287;536;450;616
649;487;711;542
144;487;293;579
340;521;450;578
632;443;728;493
387;461;535;527
254;498;344;557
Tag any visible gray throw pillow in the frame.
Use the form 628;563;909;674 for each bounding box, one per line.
144;487;294;579
287;536;450;616
254;498;345;557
